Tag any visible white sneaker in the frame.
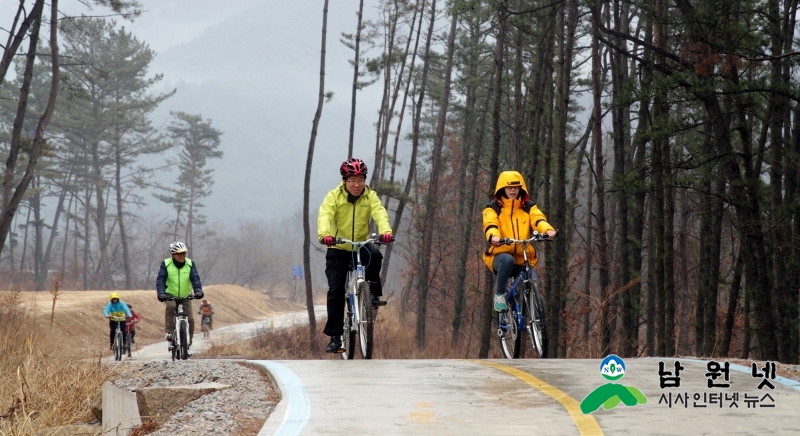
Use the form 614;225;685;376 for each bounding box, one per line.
165;333;172;341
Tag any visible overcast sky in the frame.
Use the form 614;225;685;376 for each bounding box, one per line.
2;0;398;226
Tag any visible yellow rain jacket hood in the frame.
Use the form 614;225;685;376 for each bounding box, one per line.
318;183;392;251
482;171;555;270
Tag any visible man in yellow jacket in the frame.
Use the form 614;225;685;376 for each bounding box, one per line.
318;157;393;353
483;171;557;312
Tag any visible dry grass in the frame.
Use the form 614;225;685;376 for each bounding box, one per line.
205;304;515;360
0;289;118;436
0;284;303;435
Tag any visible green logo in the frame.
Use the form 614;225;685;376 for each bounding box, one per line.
580;354;647;414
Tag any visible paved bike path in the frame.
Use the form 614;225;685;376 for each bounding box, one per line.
112;306;326;362
252;358;800;435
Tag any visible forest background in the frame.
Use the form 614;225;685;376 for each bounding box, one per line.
1;0;799;364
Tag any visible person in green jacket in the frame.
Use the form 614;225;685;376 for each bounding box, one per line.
318;158;393;353
156;241;204;347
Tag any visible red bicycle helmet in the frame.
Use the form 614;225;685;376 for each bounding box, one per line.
340;158;368;178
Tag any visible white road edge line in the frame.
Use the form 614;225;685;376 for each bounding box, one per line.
250;361;310;436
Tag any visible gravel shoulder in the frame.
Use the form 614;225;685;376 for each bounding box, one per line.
110;359;277;435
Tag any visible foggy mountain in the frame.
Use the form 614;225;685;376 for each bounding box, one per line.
142;1;391;225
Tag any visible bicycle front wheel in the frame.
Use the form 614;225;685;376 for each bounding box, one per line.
179;324;189;360
498;294;522;358
357;281;374;359
114;330;123;361
527;282;547;358
171;329;178;361
342;294;356;360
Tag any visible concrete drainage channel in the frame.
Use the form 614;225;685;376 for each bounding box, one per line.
71;361;287;436
58;307;326;436
99;381;233;435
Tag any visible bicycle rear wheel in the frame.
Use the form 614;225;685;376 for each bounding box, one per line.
114;330;123;361
527;282;547;358
357;282;374;359
498;294;522;359
125;333;132;357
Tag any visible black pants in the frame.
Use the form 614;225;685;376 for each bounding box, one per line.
109;320;125;346
323;244;383;337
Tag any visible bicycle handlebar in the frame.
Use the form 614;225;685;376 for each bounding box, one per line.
334;233;394;247
498;232;554;245
163;295;198;302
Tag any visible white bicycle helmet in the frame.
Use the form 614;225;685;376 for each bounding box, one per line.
169;241;188;254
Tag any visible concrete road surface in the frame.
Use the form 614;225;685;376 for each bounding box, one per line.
253;358;800;435
107;306;326;362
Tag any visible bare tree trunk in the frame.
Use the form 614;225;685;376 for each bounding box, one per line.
583;144;594;342
590;2;611;355
301;0;330;354
452;15;483;342
92;139;114;289
0;0;45;86
479;0;509;359
20;205;30;274
720;241;743;356
0;0;46;259
115;141;132;289
83;186;92;290
379;0;425;285
609;0;635;357
32;177;44;290
548;0;577;358
372;0;403;184
43;173;71;288
381;0;436;290
415;0;449;348
347;0;365;159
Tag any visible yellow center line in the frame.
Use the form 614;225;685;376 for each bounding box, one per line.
471;360;603;436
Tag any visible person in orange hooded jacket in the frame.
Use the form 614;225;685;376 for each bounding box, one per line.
482;171;557;312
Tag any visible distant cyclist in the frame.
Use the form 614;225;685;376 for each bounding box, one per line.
317;157;393;353
125;304;141;344
197;299;214;330
155;241;204;347
482;171;557;312
103;292;131;350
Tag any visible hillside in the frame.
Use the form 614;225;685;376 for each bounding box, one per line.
10;285;304;358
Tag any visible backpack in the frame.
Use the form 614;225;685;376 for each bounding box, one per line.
201;304;212;316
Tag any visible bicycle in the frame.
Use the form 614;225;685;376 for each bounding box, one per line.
496;232;551;359
123;328;133;358
334;233;392;360
165;295;196;361
111;319;127;361
201;315;212;339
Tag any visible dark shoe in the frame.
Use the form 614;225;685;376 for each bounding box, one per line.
371;295;387;307
326;337;343;353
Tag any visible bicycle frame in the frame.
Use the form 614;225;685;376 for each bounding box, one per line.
167;296;193;361
497;233;549;358
334;234;387;360
112;321;125;361
346;261;366;334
